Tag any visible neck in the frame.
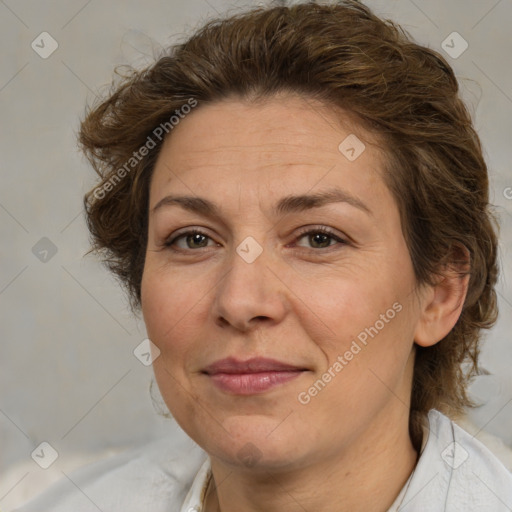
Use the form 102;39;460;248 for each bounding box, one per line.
204;405;419;512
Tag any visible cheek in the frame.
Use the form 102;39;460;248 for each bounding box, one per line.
306;260;417;375
312;271;397;332
141;266;189;349
140;261;220;371
141;274;168;344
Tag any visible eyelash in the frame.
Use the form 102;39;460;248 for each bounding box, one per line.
163;226;348;253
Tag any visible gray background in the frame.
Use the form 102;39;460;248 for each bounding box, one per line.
1;0;511;508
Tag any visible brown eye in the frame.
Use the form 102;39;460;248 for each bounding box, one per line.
165;230;215;250
294;227;347;250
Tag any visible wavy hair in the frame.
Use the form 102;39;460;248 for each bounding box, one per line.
79;0;499;448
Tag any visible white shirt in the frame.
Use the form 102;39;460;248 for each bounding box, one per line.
13;410;512;512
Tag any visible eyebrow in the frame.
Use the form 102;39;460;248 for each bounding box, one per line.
151;187;372;218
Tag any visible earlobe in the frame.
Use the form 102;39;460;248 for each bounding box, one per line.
414;254;470;348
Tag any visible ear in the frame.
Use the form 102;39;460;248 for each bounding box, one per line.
414;245;470;348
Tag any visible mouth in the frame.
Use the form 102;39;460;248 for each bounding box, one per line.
202;357;308;395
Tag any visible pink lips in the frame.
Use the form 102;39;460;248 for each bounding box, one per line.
202;357;306;395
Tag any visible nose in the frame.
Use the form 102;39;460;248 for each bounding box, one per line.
211;242;289;332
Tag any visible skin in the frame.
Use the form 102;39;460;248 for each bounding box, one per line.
141;92;469;512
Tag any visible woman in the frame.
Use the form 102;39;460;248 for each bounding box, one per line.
15;1;512;511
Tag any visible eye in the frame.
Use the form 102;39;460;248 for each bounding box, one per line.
163;226;348;253
293;226;347;250
165;229;217;250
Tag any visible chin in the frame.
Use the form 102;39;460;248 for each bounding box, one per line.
198;415;310;471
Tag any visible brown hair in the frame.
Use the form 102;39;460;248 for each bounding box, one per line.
79;0;499;447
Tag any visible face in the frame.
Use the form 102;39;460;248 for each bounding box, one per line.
141;93;424;472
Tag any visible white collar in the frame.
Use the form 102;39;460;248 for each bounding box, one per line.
179;409;512;511
179;456;211;511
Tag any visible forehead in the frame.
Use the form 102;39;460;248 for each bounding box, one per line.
149;93;388;204
160;93;373;154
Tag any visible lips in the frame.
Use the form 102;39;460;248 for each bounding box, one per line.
203;357;305;374
202;357;307;395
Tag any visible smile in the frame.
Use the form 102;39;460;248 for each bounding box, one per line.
202;357;308;395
